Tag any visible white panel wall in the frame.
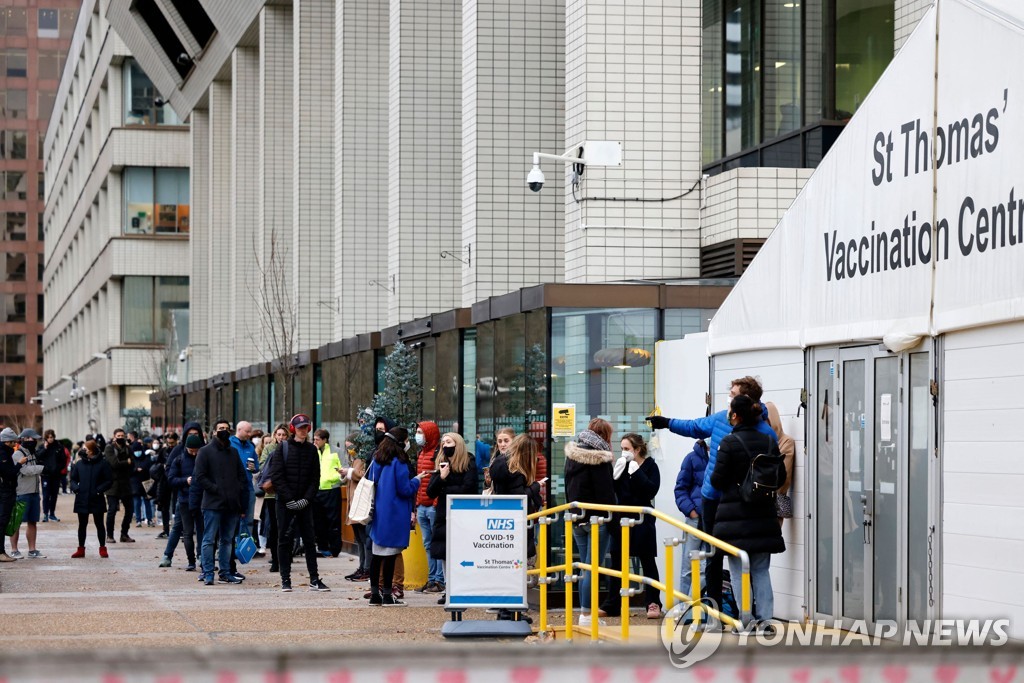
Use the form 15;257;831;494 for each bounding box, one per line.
942;322;1024;640
896;0;934;52
701;168;813;248
712;348;807;622
207;79;234;376
232;48;261;368
563;0;702;283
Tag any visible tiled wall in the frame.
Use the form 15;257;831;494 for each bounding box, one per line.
334;0;389;339
562;0;703;283
461;0;566;305
231;48;261;369
896;0;934;52
189;108;211;381
293;0;335;349
387;0;462;325
700;168;814;248
207;79;234;376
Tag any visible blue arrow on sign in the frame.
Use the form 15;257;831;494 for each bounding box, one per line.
461;560;474;567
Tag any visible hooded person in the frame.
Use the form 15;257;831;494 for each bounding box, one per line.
413;421;443;593
563;420;616;626
103;428;136;543
160;433;204;570
70;439;113;558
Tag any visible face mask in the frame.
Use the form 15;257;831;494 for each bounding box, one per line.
621;450;634;461
216;429;230;442
23;441;35;450
373;431;385;445
415;433;426;446
116;437;126;446
442;445;455;457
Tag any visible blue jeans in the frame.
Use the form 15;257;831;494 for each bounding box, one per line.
417;505;443;584
728;551;774;622
163;499;197;564
680;515;707;597
201;509;239;579
133;495;153;523
572;523;610;610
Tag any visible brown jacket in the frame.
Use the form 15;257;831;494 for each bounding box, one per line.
766;402;796;495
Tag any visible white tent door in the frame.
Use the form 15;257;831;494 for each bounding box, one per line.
811;344;933;627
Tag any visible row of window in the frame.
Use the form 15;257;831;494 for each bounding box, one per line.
0;89;57;120
0;376;26;405
0;171;44;201
0;8;77;39
0;49;68;80
1;212;42;242
0;293;42;324
0;130;46;161
0;335;41;365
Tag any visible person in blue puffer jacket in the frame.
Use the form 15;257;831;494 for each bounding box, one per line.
648;376;775;623
674;439;708;594
366;427;426;606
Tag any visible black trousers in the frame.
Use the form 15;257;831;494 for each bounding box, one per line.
313;488;342;556
0;491;15;553
262;498;278;565
276;503;319;582
702;497;723;613
41;475;61;517
78;511;106;546
105;494;134;537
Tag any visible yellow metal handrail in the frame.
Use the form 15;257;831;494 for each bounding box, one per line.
527;501;752;642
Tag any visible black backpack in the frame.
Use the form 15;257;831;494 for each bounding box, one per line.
736;435;786;504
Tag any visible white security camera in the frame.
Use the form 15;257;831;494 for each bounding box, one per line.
527;165;545;192
178;350;188;363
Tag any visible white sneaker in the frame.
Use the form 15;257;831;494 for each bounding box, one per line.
578;613;607;627
8;550;22;559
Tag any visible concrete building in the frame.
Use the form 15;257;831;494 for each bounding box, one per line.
0;0;79;432
41;0;190;438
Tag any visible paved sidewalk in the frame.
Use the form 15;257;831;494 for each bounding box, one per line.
0;493;512;650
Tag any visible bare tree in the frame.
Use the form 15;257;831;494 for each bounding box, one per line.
147;329;178;431
248;227;300;416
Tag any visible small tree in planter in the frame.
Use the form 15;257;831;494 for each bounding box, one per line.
354;341;423;459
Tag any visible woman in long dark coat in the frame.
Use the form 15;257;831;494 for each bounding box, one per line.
70;440;113;557
425;432;478;603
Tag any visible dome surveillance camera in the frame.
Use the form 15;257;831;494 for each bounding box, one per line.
527;165;545;192
178;350;188;363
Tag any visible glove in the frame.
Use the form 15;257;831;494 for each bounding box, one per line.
646;415;670;430
285;499;308;511
627;460;640;475
613;457;628;480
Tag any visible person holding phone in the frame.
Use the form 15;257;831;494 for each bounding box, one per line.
425;432;478;604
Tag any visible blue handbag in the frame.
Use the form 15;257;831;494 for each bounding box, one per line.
235;532;257;564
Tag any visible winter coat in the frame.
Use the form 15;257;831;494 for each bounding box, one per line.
414;421;441;507
259;444;278;500
193;439;249;513
71;454;113;514
425;460;478;559
103;441;134;498
489;453;543;557
38;441;65;478
0;443;23;495
708;425;786;555
317;444;342;490
167;448;197;495
666;406;776;501
612;456;661;557
15;445;44;496
229;435;258;492
265;437;319;505
129;450;153;497
674;441;709;518
765;402;797;495
563;441;616;507
367;456;419;549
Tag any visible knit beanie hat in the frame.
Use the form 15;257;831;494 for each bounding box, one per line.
185;434;203;449
0;428;18;443
576;429;611;452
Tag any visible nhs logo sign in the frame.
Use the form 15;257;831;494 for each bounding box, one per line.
486;518;515;531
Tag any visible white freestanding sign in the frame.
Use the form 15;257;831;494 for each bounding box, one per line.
446;495;528;610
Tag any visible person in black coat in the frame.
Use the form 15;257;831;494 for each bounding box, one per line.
39;429;65;522
194;420;250;585
424;432;478;597
709;394;786;625
601;433;662;619
70;440;113;557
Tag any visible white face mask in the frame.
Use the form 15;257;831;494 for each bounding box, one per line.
415;433;425;446
621;450;634;461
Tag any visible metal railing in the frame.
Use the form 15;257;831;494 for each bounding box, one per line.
527;501;752;642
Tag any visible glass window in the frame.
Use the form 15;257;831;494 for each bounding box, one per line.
59;9;77;38
0;294;27;323
724;0;761;156
2;335;26;364
1;376;26;404
3;253;26;282
37;172;44;200
5;172;26;200
122;276;189;344
4;212;27;241
123;59;180;126
38;91;56;121
37;294;43;322
38;9;59;38
764;0;802;137
4;89;28;118
38;51;62;80
124;167;189;234
10;130;26;159
664;307;717;340
804;0;823;124
169;0;216;48
702;0;723;165
834;0;894;118
2;49;27;78
1;9;28;37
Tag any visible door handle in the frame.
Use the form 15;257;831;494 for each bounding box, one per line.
861;494;872;545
